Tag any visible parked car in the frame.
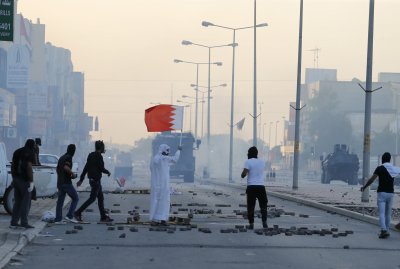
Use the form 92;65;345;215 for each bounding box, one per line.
39;153;78;172
39;154;59;167
0;144;58;214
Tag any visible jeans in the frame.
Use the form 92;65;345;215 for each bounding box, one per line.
246;185;268;224
11;177;31;226
75;179;106;218
55;183;79;222
377;192;394;231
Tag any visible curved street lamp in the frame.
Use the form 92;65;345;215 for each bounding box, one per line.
174;59;222;141
182;41;234;177
202;19;268;182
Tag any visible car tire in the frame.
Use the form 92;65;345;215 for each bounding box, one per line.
4;186;14;215
3;186;32;215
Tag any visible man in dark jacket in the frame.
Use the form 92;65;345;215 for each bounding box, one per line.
361;152;400;239
10;139;36;229
54;144;79;224
74;141;113;222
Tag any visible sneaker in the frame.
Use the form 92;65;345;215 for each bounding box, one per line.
395;223;400;231
21;224;35;229
159;220;169;227
262;222;268;229
150;221;159;226
9;223;20;229
65;216;79;223
100;215;114;222
246;224;254;230
73;213;83;222
379;230;390;239
54;220;67;225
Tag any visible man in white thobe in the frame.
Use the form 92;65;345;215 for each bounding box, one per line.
150;144;181;225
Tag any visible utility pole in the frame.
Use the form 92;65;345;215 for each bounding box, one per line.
252;0;258;147
361;0;376;203
293;0;304;190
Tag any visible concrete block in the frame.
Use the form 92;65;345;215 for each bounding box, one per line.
111;210;121;213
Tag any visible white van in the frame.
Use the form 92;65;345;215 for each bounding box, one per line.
0;143;58;214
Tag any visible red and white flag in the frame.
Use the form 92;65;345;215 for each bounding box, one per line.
145;105;184;132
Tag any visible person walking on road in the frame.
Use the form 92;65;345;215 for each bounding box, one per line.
361;152;400;239
10;139;36;229
54;144;79;224
150;144;181;226
74;141;113;223
241;146;268;230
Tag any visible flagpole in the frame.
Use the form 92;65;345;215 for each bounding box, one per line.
179;129;183;146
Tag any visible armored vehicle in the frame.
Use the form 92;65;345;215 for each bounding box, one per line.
152;132;196;182
321;144;359;185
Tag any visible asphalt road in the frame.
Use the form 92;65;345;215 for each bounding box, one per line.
5;181;400;269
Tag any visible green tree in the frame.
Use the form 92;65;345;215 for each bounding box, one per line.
371;126;396;156
308;89;354;155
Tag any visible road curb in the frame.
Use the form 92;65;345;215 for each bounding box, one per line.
0;197;71;269
208;180;400;232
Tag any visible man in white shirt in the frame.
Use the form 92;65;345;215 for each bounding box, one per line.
241;146;268;229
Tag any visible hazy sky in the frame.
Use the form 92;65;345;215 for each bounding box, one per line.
18;0;400;145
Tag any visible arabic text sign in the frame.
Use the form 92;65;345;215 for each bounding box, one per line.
0;0;14;41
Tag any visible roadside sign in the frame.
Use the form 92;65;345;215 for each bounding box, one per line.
0;0;13;41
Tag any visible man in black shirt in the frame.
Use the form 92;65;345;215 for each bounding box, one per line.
74;141;113;222
54;144;79;224
361;152;400;238
10;139;36;229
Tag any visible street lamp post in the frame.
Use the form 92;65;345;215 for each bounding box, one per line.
202;20;267;182
268;121;273;165
263;122;267;151
275;120;279;148
182;40;234;178
190;83;226;139
268;121;273;150
177;100;195;132
174;59;222;142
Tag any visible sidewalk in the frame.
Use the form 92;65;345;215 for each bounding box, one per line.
0;178;130;268
0;198;57;268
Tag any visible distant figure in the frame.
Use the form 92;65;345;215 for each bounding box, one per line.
54;144;79;224
361;152;400;239
34;138;41;166
241;146;268;229
149;144;181;226
74;140;113;223
10;139;36;229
